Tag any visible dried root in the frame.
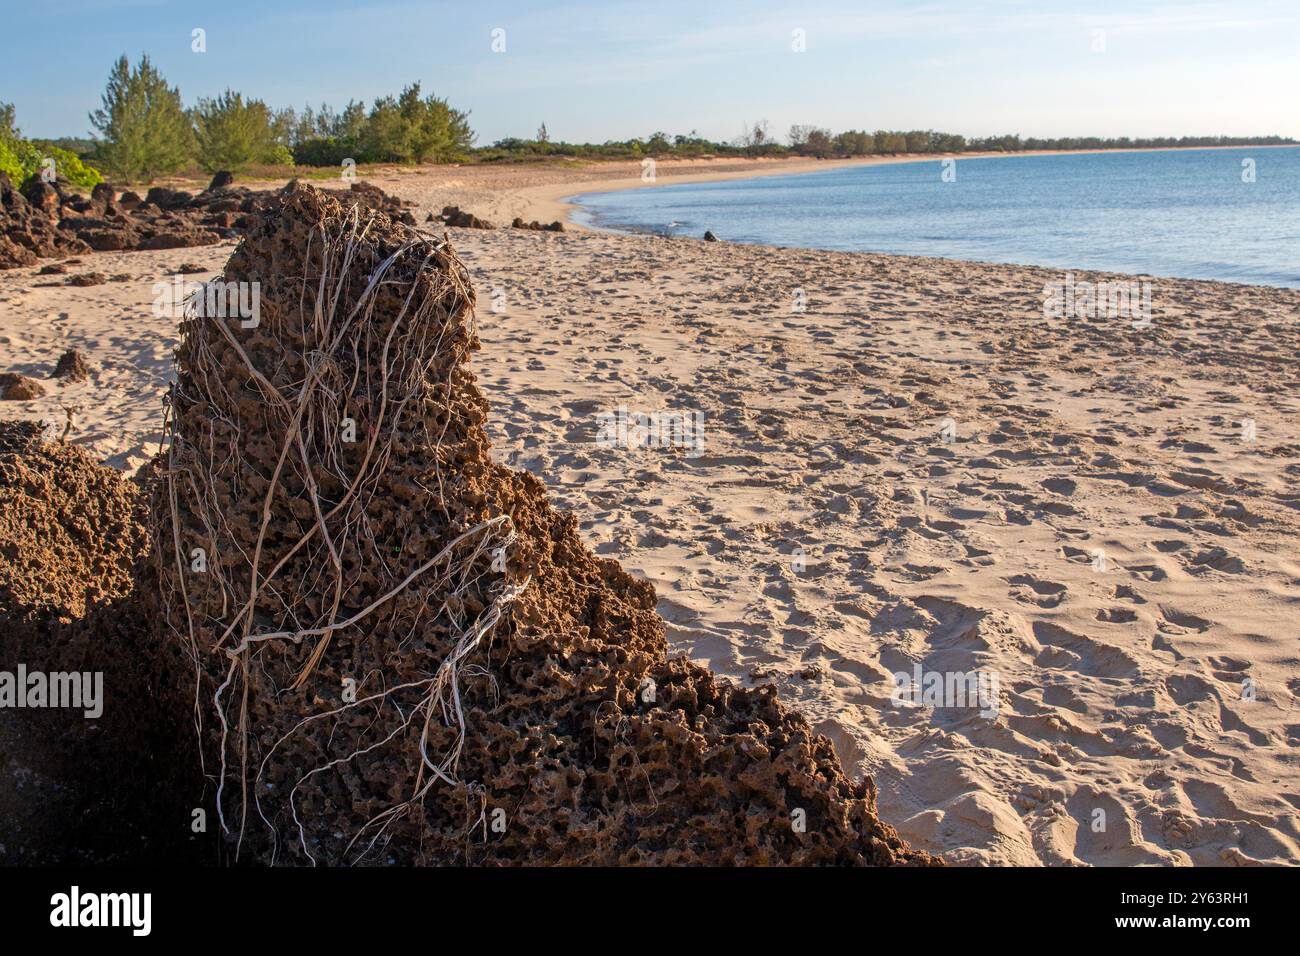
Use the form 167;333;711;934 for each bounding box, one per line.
152;185;521;861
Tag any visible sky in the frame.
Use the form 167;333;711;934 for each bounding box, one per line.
3;0;1297;144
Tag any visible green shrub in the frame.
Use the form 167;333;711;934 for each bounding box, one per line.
267;143;294;166
29;143;104;190
292;136;356;167
0;138;23;184
0;103;38;183
0;102;103;190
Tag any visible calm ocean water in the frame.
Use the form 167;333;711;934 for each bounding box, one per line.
570;147;1300;288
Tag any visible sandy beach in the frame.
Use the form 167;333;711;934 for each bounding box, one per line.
3;159;1299;865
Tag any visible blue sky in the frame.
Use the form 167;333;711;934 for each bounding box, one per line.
3;0;1297;143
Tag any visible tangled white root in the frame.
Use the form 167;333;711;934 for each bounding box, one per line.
158;202;527;863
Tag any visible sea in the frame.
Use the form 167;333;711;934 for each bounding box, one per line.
569;146;1300;288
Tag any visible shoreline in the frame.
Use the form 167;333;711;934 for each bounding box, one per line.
539;143;1300;229
541;146;1300;291
190;142;1298;235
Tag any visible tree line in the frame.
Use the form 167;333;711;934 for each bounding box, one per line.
7;54;1295;186
781;124;1295;158
481;120;1295;162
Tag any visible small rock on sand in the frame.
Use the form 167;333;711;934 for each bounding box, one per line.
66;272;107;286
0;372;46;400
52;348;91;383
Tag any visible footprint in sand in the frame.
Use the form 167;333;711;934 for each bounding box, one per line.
1032;621;1142;679
1007;574;1067;608
1112;583;1147;603
1040;476;1077;496
1127;562;1171;582
1157;605;1213;632
1148;538;1188;554
1096;607;1140;623
1184;546;1246;575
